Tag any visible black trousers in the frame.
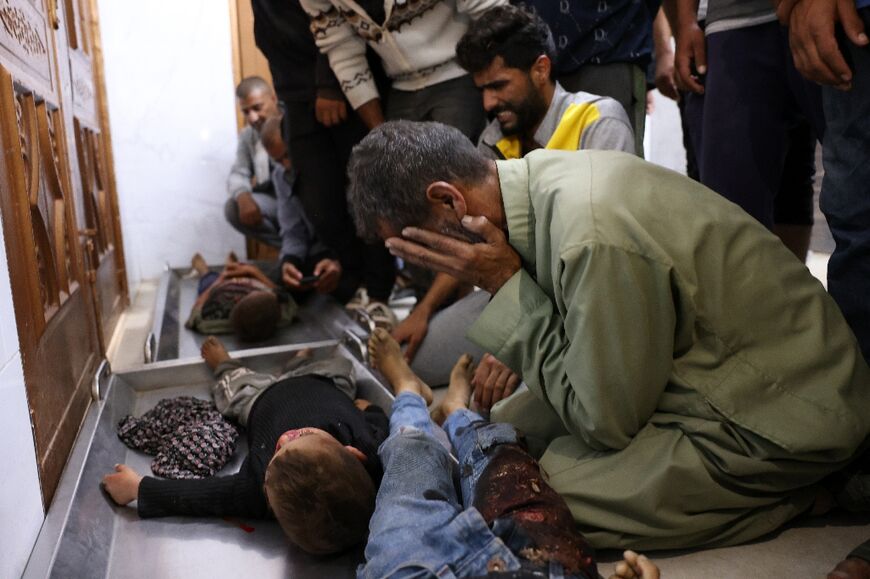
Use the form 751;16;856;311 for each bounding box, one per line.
283;98;395;301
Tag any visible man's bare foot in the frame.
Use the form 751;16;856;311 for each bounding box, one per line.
368;328;432;404
226;251;239;264
191;252;208;276
201;336;231;370
294;347;313;359
431;354;474;425
609;550;660;579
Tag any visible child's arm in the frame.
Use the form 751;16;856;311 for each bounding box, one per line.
102;463;269;519
103;464;142;505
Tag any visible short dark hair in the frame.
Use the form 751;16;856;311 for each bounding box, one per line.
230;290;279;342
456;5;556;76
260;115;284;151
264;444;376;554
347;120;490;240
235;76;273;99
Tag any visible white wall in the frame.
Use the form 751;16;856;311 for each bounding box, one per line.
644;89;688;175
0;218;46;577
99;0;245;291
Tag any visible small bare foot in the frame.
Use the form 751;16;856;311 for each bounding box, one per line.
201;336;231;370
226;251;239;264
294;347;313;359
368;328;432;404
191;252;208;276
431;354;474;425
609;551;659;579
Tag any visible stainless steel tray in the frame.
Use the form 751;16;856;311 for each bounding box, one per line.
25;341;394;578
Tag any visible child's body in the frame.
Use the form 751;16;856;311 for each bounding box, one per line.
103;337;388;554
185;252;297;341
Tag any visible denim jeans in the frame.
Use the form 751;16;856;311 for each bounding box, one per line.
359;393;590;579
820;7;870;362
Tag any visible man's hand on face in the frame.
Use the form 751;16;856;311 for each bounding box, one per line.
786;0;868;90
237;192;262;227
385;216;522;295
472;353;520;413
313;258;342;294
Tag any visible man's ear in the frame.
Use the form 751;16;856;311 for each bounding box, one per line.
345;445;368;463
530;55;552;86
425;181;468;220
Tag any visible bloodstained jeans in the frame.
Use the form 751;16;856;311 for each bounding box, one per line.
358;392;596;579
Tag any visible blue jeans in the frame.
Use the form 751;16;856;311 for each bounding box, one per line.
197;271;220;295
820;7;870;362
359;393;588;579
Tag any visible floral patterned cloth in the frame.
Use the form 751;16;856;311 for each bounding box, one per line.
117;396;239;479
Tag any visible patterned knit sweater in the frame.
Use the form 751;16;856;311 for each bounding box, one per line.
299;0;506;109
137;375;389;519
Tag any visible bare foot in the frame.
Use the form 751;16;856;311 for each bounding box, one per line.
368;328;432;404
191;252;208;276
829;557;870;579
201;336;231;370
226;251;239;265
431;354;474;425
609;551;660;579
294;347;313;359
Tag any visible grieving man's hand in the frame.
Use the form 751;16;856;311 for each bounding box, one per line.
473;353;520;413
385;216;521;295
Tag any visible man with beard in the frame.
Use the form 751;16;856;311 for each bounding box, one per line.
390;5;635;398
461;5;635;160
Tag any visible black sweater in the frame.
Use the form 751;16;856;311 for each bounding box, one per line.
137;375;389;519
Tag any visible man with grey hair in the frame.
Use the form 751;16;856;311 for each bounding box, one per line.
347;120;870;550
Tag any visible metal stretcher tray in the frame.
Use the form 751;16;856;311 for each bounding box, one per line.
146;265;361;363
25;341;394;578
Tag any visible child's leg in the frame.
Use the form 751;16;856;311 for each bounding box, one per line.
192;253;219;295
202;336;276;427
440;356;598;577
361;391;520;579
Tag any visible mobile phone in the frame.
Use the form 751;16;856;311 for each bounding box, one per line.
300;274;320;285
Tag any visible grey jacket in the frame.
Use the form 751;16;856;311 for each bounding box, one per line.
227;125;272;200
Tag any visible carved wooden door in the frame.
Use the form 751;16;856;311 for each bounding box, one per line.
0;0;126;506
63;0;127;348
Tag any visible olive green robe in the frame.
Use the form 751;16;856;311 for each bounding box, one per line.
468;150;870;550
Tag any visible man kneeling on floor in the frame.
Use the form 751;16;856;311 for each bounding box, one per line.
347;120;870;550
102;337;388;554
363;328;659;579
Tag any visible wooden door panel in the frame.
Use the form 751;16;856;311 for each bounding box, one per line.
0;0;54;93
0;62;101;505
65;0;125;347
